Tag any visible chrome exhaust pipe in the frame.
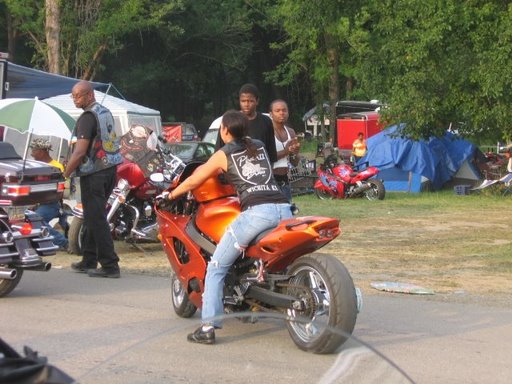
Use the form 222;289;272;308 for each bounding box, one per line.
106;197;123;222
131;223;158;241
0;268;18;280
25;262;52;272
350;183;372;197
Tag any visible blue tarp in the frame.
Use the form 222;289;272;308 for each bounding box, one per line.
362;124;477;190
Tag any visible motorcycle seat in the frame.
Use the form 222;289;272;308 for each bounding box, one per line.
249;227;274;246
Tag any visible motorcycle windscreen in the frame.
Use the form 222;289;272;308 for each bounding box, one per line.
119;125;164;177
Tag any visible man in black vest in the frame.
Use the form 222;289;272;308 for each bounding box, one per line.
64;81;122;278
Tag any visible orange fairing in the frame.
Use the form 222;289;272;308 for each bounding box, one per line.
195;197;240;243
246;216;341;272
156;210;206;308
192;169;236;202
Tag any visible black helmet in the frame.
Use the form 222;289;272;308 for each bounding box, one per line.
325;154;338;168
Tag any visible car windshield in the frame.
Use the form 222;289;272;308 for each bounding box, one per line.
166;143;196;159
203;128;218;145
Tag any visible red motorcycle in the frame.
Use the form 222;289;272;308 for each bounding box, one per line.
154;162;360;354
314;155;385;200
68;125;185;254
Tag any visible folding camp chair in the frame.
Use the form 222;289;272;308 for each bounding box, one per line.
471;172;512;195
499;173;512;196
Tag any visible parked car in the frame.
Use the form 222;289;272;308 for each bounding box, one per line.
202;128;219;145
164;141;215;163
162;122;199;142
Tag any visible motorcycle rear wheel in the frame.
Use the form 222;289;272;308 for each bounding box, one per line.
68;217;85;255
0;267;23;298
171;272;197;318
285;254;357;354
364;179;386;200
314;188;332;200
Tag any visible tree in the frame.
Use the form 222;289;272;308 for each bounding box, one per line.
102;0;255;124
60;0;183;80
2;0;182;79
355;0;512;142
1;0;43;65
45;0;59;73
266;0;365;140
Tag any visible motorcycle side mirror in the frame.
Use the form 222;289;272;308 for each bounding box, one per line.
150;173;165;183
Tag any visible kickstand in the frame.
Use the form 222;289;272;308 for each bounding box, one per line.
126;239;160;256
126;239;146;253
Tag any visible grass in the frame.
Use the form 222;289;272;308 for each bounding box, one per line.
52;188;511;304
291;191;511;301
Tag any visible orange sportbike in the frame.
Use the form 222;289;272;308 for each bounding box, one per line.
154;162;360;354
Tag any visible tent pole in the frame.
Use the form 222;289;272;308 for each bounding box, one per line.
99;83;126;105
102;83;125;100
22;132;32;160
57;138;63;162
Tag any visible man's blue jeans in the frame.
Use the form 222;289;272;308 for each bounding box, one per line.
201;203;292;328
35;202;68;248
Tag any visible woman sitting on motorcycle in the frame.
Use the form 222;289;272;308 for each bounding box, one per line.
162;109;292;344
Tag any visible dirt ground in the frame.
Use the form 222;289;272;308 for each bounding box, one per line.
329;209;512;306
50;202;512;306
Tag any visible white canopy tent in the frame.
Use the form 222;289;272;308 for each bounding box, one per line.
44;91;162;138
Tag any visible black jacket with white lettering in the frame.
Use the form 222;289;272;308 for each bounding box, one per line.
220;139;287;211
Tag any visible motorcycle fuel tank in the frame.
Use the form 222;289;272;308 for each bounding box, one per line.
117;161;146;189
195;196;240;243
192;173;236;203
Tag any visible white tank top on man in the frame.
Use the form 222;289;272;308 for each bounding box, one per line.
273;126;292;169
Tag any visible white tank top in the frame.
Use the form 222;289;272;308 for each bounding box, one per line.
273;126;292;169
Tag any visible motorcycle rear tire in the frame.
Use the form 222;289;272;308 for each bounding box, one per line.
171;272;197;318
314;188;332;200
364;179;386;200
0;267;23;298
285;253;357;354
68;217;84;255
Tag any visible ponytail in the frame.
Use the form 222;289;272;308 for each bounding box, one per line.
242;136;258;158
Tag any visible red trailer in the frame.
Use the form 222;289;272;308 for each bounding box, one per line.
336;111;383;151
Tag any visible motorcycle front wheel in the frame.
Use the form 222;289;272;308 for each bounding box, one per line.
364;179;386;200
314;188;333;200
285;253;357;354
171;272;197;318
0;266;23;297
68;217;85;255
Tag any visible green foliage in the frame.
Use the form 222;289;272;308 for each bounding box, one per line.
294;189;510;220
103;0;254;123
266;1;359;95
355;0;512;141
4;0;512;143
62;0;183;78
3;0;183;76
